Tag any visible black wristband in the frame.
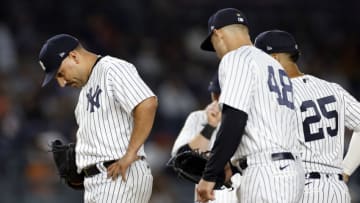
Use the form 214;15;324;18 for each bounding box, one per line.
201;124;216;140
229;161;240;175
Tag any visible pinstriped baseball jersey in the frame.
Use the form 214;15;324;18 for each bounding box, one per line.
171;110;240;202
292;75;360;174
171;110;217;157
75;56;155;170
218;45;304;203
219;46;299;160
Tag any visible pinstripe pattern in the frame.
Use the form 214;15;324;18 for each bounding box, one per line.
171;110;240;202
240;158;304;203
219;46;299;160
291;75;360;202
74;56;155;202
301;177;350;203
171;110;217;157
292;75;360;173
218;46;304;202
84;159;152;203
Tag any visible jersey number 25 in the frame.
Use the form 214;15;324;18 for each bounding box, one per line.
301;95;338;142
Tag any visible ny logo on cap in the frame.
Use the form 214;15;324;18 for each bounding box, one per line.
236;13;244;22
59;52;66;58
266;46;273;51
39;61;46;71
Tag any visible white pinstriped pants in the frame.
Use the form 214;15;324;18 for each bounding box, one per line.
238;158;305;203
83;159;153;203
300;175;351;203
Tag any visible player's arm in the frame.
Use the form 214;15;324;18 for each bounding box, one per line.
127;96;158;157
342;126;360;182
341;86;360;182
202;104;247;182
106;64;158;181
172;101;221;156
107;96;157;181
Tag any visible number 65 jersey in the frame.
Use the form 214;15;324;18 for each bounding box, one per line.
291;75;360;174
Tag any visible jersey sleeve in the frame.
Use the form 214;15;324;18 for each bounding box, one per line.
218;48;255;113
171;111;206;157
107;63;155;114
341;86;360;129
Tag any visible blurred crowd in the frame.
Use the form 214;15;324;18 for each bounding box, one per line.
0;0;359;202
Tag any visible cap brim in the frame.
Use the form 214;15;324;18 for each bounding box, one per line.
41;70;57;87
200;33;215;52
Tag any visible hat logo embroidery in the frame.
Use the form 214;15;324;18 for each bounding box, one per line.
59;52;66;58
39;61;46;71
211;26;215;30
266;46;273;51
86;85;102;113
237;17;244;22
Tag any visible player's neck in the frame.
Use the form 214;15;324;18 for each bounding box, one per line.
85;52;101;83
284;62;304;78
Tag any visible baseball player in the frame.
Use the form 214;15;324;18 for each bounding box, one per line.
196;8;305;203
38;34;157;203
254;30;360;203
343;130;360;182
171;73;240;203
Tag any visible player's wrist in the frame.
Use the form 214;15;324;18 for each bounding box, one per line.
201;124;216;140
201;174;217;182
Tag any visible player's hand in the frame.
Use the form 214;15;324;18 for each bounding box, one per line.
224;163;233;184
342;173;350;183
205;101;221;127
107;152;138;181
196;179;216;203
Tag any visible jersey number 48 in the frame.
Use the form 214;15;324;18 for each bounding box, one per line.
267;66;294;110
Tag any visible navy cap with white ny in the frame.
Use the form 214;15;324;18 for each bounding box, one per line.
38;34;79;87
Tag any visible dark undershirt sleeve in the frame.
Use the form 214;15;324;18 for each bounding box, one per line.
202;104;248;182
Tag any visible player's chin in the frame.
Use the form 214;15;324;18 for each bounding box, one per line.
68;82;80;88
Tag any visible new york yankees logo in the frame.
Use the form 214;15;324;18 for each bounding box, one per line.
86;85;102;113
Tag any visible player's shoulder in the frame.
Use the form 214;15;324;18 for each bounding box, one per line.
306;75;344;89
296;75;349;97
101;55;135;71
222;45;255;60
187;110;206;121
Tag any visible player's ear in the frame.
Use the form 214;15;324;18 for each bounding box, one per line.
68;50;80;64
270;53;280;62
213;29;223;39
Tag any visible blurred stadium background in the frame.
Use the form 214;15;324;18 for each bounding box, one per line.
0;0;359;202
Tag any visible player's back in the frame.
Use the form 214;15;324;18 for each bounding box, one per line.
292;75;348;174
219;46;299;159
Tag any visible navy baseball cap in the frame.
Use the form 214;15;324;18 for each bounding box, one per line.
208;72;221;94
254;30;299;55
200;8;248;51
38;34;79;87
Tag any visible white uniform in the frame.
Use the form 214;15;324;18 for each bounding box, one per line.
219;46;304;203
291;75;360;203
171;110;240;203
75;56;154;203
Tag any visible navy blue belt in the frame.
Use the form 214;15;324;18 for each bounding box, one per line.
239;152;295;170
83;160;116;177
306;172;343;181
83;156;145;178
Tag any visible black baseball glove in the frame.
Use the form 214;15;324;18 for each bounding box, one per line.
51;140;84;190
167;150;231;189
